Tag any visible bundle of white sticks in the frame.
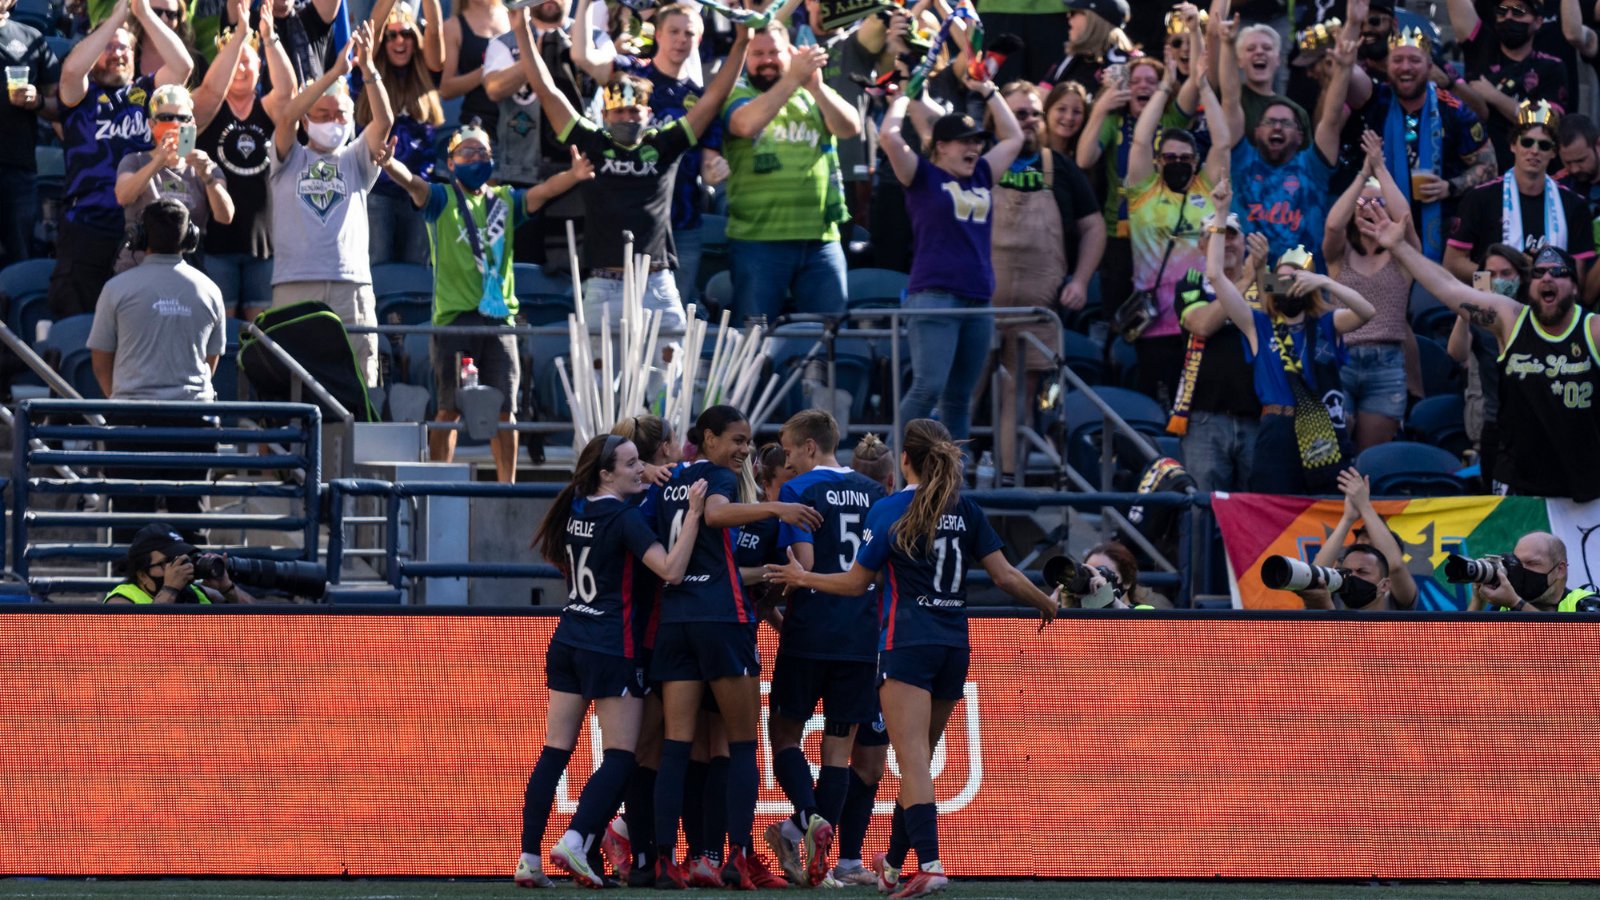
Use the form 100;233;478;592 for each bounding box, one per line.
555;223;781;447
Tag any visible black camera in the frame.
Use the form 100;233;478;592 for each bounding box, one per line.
192;553;328;599
1042;555;1122;606
1442;553;1510;587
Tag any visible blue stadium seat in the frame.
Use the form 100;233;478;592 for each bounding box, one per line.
1415;335;1462;397
402;331;434;391
57;349;102;399
1405;394;1469;457
1107;337;1139;390
2;258;55;342
513;262;575;298
1061;387;1168;490
1061;329;1105;386
37;313;93;356
1411;305;1458;345
703;270;733;312
376;295;432;325
520;300;573;326
700;213;728;256
846;268;907;310
1355;441;1467;497
371;262;432;299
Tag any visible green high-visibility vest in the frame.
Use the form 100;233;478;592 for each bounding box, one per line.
103;583;211;605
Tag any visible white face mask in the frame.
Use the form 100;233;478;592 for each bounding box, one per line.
306;119;349;150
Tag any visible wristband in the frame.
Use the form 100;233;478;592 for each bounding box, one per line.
981;86;996;101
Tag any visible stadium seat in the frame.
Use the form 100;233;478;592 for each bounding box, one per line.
37;313;94;357
1107;337;1139;390
703;270;733;312
1411;305;1458;345
58;349;103;399
1355;441;1467;497
1;258;55;342
1414;335;1462;397
1405;394;1469;458
14;0;58;32
520;300;573;326
512;262;574;298
371;262;432;300
700;213;728;256
376;295;432;326
845;268;907;310
402;331;434;391
1062;387;1168;490
1061;329;1105;386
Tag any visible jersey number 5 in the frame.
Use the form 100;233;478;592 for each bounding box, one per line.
838;512;863;571
566;545;598;603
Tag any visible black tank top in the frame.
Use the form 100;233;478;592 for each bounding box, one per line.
457;11;498;133
198;95;274;258
1495;306;1600;501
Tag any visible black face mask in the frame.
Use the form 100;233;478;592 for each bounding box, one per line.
1274;292;1307;318
1358;37;1388;60
1161;161;1194;194
1339;574;1379;609
1505;557;1552;602
1499;20;1533;50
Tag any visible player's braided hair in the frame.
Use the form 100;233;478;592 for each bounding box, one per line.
851;433;895;492
894;419;964;558
614;414;674;465
533;433;628;572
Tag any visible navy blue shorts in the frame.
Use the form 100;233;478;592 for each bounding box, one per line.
878;645;970;701
546;640;646;700
854;708;890;748
770;653;878;725
650;621;760;683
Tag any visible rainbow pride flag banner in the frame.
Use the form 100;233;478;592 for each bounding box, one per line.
1212;493;1600;609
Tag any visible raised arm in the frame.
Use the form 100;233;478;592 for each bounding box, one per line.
514;9;576;137
132;0;193;87
571;0;617;83
878;93;920;186
193;0;252;132
1076;78;1128;169
1126;68;1174;189
703;494;824;532
1324;154;1372;270
60;0;131;107
1172;10;1204;117
684;28;750;138
1342;470;1418;609
1563;0;1599;58
348;25;391;161
1364;131;1420;252
977;79;1023;173
1197;74;1230;184
380;153;432;208
273;35;355;162
1315;37;1357;162
1446;0;1482;43
1206;178;1258;347
803;58;861;139
258;5;296;121
419;0;445;71
643;481;706;583
1217;12;1244;142
727;45;817;139
1299;269;1376;333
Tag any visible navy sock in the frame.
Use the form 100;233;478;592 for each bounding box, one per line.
623;765;657;868
725;742;758;853
572;748;636;840
904;802;939;870
773;746;818;823
704;754;730;862
654;739;692;859
520;745;573;855
682;759;709;858
839;769;879;861
815;764;848;827
885;804;909;869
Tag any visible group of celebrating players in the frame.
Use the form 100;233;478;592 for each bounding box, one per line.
515;406;1060;896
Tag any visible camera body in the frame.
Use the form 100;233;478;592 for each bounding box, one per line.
1442;553;1510;587
189;553;328;599
1042;555;1123;608
1260;555;1346;593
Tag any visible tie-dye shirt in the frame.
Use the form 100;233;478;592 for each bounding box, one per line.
1125;170;1214;339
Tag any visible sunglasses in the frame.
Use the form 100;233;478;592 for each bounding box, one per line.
1013;109;1041;121
1518;136;1555;151
153;6;183;19
1495;4;1534;18
154;112;194;122
1533;265;1573;279
386;28;414;40
1356;195;1386;207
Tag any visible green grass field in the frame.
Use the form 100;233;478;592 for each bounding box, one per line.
0;881;1595;899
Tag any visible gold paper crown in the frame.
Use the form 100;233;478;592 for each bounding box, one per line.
603;80;651;110
213;26;261;51
1165;10;1207;35
1389;25;1431;52
1516;99;1559;130
387;4;418;27
1278;245;1315;271
1296;19;1341;54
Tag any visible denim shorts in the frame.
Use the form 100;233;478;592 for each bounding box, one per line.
1339;343;1408;419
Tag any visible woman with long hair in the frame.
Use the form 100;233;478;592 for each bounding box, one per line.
361;0;447;266
764;418;1059;898
1042;80;1089;156
649;404;822;890
1324;129;1419;452
517;433;706;889
1045;0;1134;92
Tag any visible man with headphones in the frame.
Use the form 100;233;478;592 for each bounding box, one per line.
87;197;227;543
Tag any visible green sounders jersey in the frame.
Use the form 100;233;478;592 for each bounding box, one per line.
423;183;529;325
721;80;846;242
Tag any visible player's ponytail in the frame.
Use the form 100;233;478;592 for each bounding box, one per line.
613;414;674;464
894;419;965;557
533;434;626;571
851;432;895;492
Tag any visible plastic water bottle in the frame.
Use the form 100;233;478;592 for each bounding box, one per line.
974;451;996;490
460;356;479;389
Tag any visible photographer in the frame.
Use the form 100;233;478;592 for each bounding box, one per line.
1466;532;1595;613
103;523;256;604
1297;468;1418;611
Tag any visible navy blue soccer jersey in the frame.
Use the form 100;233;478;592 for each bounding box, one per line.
777;466;886;661
736;515;781;567
656;460;752;624
552;496;660;658
62;74;157;232
855;488;1004;650
628;477;675;652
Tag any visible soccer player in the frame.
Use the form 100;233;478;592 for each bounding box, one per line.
651;404;823;889
516;433;706;889
764;419;1059;898
763;409;887;886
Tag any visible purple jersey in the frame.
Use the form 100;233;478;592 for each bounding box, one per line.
904;155;996;300
62;74;157;233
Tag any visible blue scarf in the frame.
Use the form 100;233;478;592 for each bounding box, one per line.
1385;83;1444;260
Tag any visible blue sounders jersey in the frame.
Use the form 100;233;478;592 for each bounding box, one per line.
855;488;1003;650
656;460;751;624
629;477;674;652
777;466;887;661
552;496;660;658
62;74;157;232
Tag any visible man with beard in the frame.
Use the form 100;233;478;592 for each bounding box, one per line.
721;20;860;326
1354;26;1496;262
50;0;192;319
1361;202;1600;502
1446;101;1593;281
1295;468;1419;611
1447;0;1569;167
1555;113;1600;205
1469;532;1597;611
0;0;60;269
1223;27;1354;261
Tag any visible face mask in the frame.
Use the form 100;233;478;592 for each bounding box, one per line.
1161;161;1194;194
1274;292;1307;318
1504;557;1551;602
607;121;643;147
1339;574;1379;609
306;119;349;150
1358;38;1388;60
1499;20;1533;49
454;160;494;191
1491;277;1521;299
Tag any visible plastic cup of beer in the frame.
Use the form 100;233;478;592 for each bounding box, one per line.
1410;166;1436;195
5;66;27;103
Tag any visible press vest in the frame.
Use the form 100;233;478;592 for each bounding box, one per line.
103;583;211;604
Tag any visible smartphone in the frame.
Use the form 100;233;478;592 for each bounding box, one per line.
1104;63;1127;89
1262;273;1291;294
176;123;197;158
1473;271;1492;292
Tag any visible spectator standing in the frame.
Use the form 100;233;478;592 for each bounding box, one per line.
880;75;1025;441
977;0;1072;84
268;23;390;387
1044;0;1131;93
1555;112;1600;206
200;3;294;320
1042;80;1087;157
51;0;193;319
722;21;859;326
267;0;340;87
988;80;1104;482
1447;242;1525;472
87;199;226;542
114;83;235;272
360;0;445;267
439;0;506;129
801;0;904;226
134;0;205;83
382;124;590;482
1121;60;1229;408
0;0;60;269
1217;15;1311;137
1449;0;1569;167
1324;130;1419;452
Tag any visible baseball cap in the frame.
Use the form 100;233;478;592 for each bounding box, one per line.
1368;0;1396;15
1203;210;1242;233
128;523;197;568
930;113;989;144
1062;0;1129;29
